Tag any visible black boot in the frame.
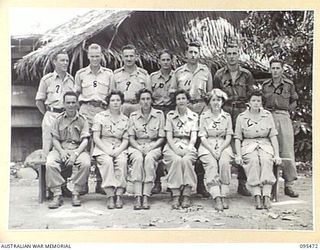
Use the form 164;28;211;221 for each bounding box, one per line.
195;161;210;198
254;195;263;210
133;196;142;210
61;186;72;198
151;182;162;194
284;186;299;198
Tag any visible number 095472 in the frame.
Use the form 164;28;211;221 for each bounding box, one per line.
300;244;318;248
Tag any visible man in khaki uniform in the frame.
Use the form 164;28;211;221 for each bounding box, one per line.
35;50;75;157
171;42;213;197
75;43;113;127
128;89;165;209
262;59;299;198
213;42;255;196
112;44;151;117
75;43;114;194
46;91;91;209
150;49;176;194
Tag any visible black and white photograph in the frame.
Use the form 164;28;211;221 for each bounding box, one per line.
9;8;313;231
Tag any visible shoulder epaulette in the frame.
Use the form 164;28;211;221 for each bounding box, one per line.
76;68;87;75
174;65;184;74
41;73;54;81
137;67;148;75
283;78;294;85
114;68;124;74
167;110;175;116
101;67;113;73
150;71;160;77
262;79;272;86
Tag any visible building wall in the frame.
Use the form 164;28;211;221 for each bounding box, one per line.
11;128;41;162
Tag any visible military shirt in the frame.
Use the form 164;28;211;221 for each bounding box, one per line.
165;108;199;138
35;71;75;109
129;108;165;141
150;69;175;106
51;111;90;150
111;66;151;102
171;63;212;100
199;109;233;138
75;65;113;103
92;110;129;140
213;66;255;103
234;109;278;155
262;77;298;111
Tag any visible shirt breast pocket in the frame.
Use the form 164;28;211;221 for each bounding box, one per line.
97;81;110;96
282;90;291;99
47;83;61;101
148;126;159;139
81;81;94;97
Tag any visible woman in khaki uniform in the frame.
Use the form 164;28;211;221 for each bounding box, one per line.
92;90;129;209
234;91;282;209
128;88;165;210
163;89;198;209
198;89;233;211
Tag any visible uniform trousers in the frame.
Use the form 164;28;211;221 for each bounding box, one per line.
272;111;298;185
46;150;91;196
95;152;128;197
128;146;162;196
163;143;198;196
242;147;276;197
199;147;233;199
42;111;61;156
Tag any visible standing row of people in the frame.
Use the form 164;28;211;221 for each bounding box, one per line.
35;41;299;211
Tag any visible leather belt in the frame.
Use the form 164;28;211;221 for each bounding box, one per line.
46;106;64;113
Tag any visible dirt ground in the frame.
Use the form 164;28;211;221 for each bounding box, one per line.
8;170;313;231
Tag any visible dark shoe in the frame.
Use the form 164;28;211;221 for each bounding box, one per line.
171;196;180;209
115;195;123;209
263;196;271;209
196;182;211;198
151;182;162;194
96;182;106;195
142;195;150;210
107;196;115;209
133;196;142;210
48;196;63;209
254;195;263;210
214;197;223;212
238;184;251;196
181;196;191;208
284;187;299;198
221;197;229;209
71;195;81;207
61;186;72;198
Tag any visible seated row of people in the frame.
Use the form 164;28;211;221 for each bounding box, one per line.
46;87;281;212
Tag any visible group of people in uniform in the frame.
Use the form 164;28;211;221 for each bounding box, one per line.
35;41;300;212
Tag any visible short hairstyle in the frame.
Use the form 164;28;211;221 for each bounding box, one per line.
135;88;153;102
121;44;137;53
63;91;78;102
188;41;201;48
173;89;191;106
105;90;125;106
269;58;284;67
53;49;68;61
247;90;265;105
225;41;239;50
206;88;228;105
88;43;102;52
158;49;173;59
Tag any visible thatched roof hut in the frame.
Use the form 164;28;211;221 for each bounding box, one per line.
15;10;268;83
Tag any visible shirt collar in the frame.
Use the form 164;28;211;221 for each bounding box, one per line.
222;65;246;75
136;107;158;119
63;110;80;120
172;107;194;120
86;65;103;74
157;69;173;79
53;71;72;81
